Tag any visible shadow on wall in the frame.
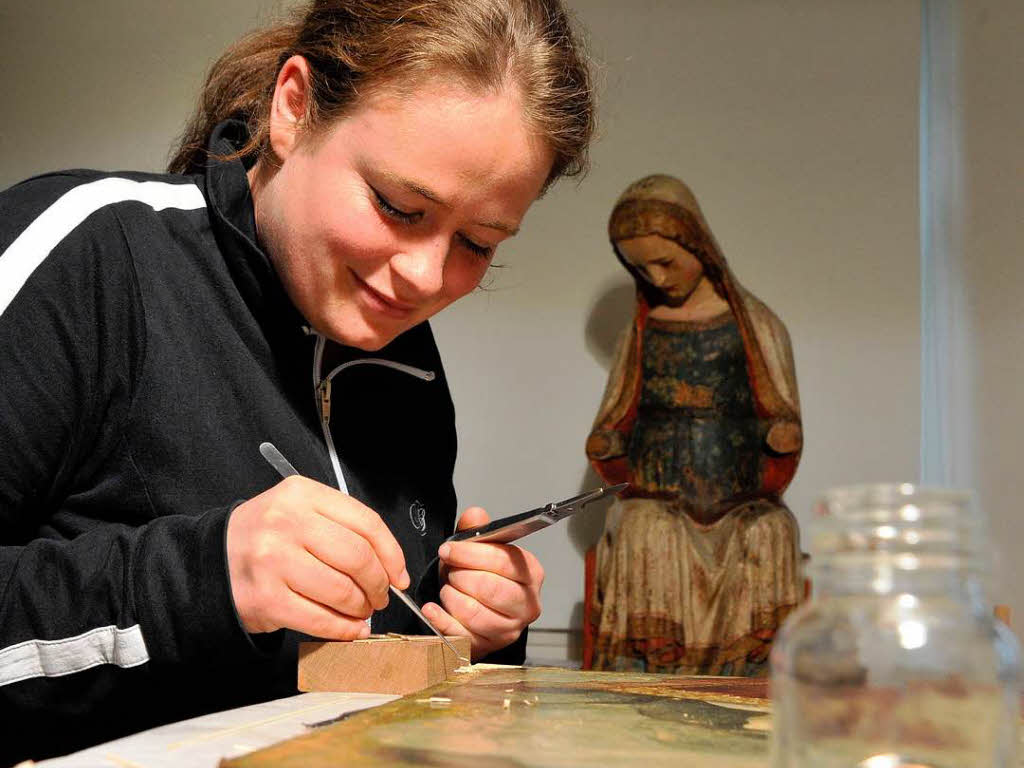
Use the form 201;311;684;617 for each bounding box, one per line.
567;464;609;557
583;276;634;369
567;275;635;559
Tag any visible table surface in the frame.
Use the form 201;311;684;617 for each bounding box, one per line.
29;667;771;768
27;668;1023;768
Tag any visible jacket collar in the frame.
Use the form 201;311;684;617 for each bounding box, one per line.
201;119;307;335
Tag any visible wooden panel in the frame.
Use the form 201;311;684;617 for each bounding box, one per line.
298;635;472;696
225;667;774;768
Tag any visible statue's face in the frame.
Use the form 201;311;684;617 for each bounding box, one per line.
616;235;704;305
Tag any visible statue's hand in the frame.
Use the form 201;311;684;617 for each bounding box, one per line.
766;420;802;455
586;430;626;460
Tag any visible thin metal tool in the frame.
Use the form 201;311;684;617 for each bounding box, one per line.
258;441;469;664
447;482;630;545
385;585;469;663
259;441;300;478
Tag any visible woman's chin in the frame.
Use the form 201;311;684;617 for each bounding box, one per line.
318;313;400;352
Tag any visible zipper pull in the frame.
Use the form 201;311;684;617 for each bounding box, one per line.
319;379;332;424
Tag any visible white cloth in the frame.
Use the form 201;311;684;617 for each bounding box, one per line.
30;691;397;768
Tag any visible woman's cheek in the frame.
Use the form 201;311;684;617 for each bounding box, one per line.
327;221;395;273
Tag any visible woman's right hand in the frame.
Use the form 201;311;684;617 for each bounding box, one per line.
225;475;409;640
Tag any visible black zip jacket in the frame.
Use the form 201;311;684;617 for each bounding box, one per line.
0;121;524;763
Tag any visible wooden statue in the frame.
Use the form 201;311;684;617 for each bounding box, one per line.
586;175;803;676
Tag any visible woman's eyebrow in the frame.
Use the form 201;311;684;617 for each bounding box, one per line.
377;170;520;235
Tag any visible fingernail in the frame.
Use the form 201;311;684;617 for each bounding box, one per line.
438;543;451;560
399;568;411;590
358;624;370;639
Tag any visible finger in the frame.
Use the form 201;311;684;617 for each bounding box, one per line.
456;506;490;532
445;567;541;621
440;584;525;643
300;513;392;611
283;550;375;619
316;490;409;589
275;590;372;641
421;602;473;640
438;540;544;587
279;476;409;589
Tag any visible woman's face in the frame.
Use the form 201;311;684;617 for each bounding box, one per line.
252;59;553;350
616;235;705;305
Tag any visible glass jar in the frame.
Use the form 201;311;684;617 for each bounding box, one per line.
771;484;1020;767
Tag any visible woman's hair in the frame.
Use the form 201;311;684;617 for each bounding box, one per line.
168;0;594;189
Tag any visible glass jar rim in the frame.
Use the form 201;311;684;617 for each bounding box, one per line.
809;482;985;567
816;483;973;513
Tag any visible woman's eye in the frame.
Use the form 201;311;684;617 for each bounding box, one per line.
459;234;494;261
372;188;420;223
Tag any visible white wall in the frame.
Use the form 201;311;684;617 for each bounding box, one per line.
0;0;298;182
960;0;1024;635
1;2;929;662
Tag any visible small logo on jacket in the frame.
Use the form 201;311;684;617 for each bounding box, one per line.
409;500;427;535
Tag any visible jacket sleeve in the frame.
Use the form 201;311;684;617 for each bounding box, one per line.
479;627;529;665
0;180;265;717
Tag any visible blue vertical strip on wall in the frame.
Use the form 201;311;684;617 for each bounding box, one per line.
919;0;973;489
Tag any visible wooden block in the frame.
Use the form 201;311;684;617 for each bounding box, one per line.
298;634;472;695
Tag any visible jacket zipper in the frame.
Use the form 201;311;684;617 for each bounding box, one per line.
310;331;436;627
312;334;347;493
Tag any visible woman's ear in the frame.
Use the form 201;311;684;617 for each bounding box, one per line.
267;55;313;162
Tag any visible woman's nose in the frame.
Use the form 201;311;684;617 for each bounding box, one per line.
390;238;447;299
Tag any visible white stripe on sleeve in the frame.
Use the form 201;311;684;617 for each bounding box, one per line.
0;624;149;687
0;177;206;316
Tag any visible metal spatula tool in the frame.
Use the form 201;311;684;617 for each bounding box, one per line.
258;441;469;664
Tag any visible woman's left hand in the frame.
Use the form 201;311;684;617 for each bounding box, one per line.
421;506;544;661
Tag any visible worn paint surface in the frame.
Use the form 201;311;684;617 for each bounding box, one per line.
630;315;761;510
222;668;772;768
586;176;804;676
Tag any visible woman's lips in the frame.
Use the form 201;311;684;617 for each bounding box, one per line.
351;270;417;318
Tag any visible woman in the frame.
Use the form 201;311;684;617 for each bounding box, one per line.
0;0;593;760
586;175;802;676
